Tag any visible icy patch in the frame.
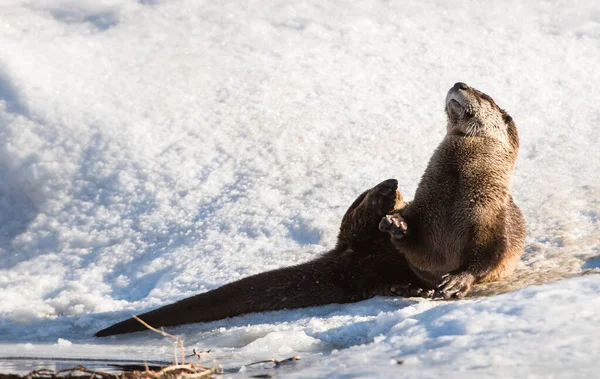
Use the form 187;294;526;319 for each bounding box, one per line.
241;331;324;355
55;338;73;348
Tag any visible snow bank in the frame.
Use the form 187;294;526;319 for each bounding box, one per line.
1;0;599;377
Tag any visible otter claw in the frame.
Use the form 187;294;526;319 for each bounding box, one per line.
436;272;475;299
379;214;408;237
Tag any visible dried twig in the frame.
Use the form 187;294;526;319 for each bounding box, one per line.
25;368;55;378
131;315;185;365
19;364;215;379
186;349;212;360
245;356;301;367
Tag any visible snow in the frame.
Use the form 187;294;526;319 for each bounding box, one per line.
1;0;600;377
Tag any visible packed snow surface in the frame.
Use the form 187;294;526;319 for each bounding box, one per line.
1;0;600;377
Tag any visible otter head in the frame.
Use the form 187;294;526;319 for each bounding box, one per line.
445;82;517;149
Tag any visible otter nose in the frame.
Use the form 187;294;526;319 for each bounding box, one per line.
453;82;469;91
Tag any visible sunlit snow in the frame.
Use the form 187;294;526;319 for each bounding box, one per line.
1;0;599;377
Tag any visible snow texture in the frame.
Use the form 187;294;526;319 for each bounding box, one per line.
1;0;600;377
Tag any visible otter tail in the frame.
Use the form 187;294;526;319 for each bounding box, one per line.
95;254;357;337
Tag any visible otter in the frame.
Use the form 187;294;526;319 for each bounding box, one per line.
95;82;524;337
379;82;526;298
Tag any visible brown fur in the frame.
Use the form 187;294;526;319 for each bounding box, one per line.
380;82;526;298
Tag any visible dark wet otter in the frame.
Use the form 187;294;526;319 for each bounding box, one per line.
95;82;525;337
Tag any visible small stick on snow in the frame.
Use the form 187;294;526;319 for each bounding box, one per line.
132;315;186;365
245;356;301;367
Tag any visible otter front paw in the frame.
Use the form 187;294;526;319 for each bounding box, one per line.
436;272;475;299
365;179;401;217
378;213;408;238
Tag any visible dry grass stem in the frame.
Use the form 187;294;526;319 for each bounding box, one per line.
246;356;301;367
131;316;185;365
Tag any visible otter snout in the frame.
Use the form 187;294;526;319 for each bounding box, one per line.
453;82;469;91
445;82;477;127
446;82;470;105
445;83;469;113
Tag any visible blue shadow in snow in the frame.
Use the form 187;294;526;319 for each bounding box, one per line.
583;254;600;270
0;69;29;117
0;70;40;268
47;8;119;32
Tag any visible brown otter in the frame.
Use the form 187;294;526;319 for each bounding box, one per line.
95;82;524;337
379;82;526;299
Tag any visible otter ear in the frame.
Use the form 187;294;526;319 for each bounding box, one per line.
502;113;513;124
